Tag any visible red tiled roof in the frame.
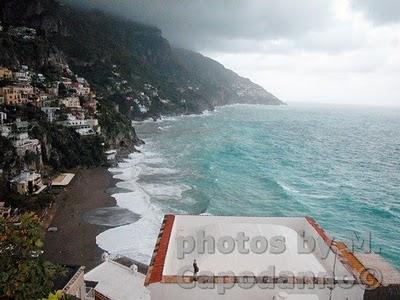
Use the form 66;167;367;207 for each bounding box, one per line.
144;214;175;286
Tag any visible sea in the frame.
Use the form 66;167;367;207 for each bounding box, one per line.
96;103;400;269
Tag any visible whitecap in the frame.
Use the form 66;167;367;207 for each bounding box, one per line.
98;136;191;264
140;166;177;176
141;183;191;199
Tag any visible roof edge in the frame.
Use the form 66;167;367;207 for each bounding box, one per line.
305;216;381;289
144;214;175;286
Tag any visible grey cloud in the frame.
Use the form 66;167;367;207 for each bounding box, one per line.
64;0;332;52
351;0;400;24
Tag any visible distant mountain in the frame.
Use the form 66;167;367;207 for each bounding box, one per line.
174;48;282;106
0;0;283;120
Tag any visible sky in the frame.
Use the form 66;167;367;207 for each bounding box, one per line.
68;0;400;106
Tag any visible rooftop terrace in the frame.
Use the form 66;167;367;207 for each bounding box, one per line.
144;215;399;299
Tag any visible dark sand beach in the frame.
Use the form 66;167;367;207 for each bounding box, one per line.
43;167;117;270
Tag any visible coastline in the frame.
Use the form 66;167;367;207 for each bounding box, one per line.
43;167;118;270
42;105;284;270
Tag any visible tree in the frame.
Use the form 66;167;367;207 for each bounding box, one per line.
58;83;67;97
24;150;38;166
42;290;63;300
0;213;64;300
0;136;18;172
42;290;78;300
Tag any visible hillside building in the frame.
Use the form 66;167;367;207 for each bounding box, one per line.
57;114;100;135
9;171;44;194
60;96;81;108
0;86;24;105
0;67;13;80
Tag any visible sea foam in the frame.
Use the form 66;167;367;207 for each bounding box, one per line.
96;140;184;264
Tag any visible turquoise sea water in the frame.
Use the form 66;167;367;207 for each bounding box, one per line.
99;103;400;268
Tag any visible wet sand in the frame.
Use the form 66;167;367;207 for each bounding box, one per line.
43;167;118;270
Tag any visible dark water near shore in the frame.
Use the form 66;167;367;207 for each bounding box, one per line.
98;103;400;268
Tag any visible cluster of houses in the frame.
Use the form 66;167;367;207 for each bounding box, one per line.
0;64;101;195
0;65;100;136
0;117;44;195
5;25;37;40
1;118;41;158
106;64;172;116
0;119;44;220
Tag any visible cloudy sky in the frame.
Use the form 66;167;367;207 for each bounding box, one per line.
70;0;400;106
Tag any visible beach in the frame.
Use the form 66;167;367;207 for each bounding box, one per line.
43;167;117;270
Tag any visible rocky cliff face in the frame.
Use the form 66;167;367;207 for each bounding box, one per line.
0;0;283;121
0;0;67;71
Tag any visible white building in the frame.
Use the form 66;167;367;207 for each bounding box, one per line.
13;70;31;82
144;215;400;300
85;255;150;300
11;132;41;158
75;127;96;136
9;171;44;194
0;112;6;125
57;115;100;135
0;113;10;137
59;96;81;108
37;73;45;81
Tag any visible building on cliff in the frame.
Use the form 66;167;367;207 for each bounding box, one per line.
11;131;41;158
57;114;100;136
71;82;91;96
9;171;44;195
144;215;400;300
0;67;13;80
0;86;25;105
0;111;6;125
13;70;31;82
7;119;43;167
59;96;81;109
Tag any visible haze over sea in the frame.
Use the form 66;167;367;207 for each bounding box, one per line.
97;103;400;269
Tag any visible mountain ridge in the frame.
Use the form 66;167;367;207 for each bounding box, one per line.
0;0;284;120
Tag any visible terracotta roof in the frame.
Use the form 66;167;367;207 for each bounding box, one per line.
305;216;333;245
305;216;381;289
144;214;175;286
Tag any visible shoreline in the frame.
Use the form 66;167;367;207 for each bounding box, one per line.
43;167;119;270
42;107;274;270
131;103;286;124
